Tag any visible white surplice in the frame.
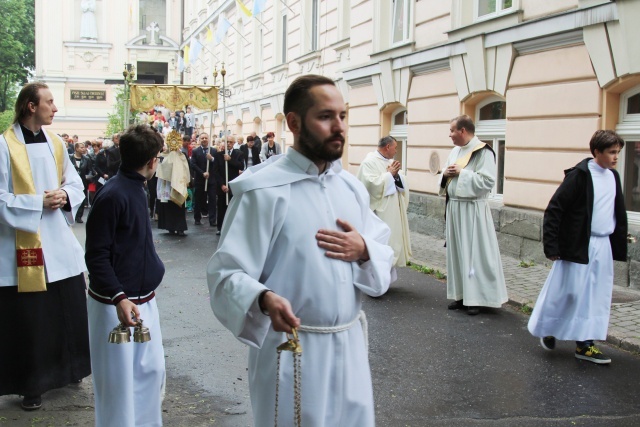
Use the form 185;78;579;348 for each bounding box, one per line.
356;150;412;267
0;124;86;287
208;148;395;427
438;137;508;307
528;160;616;341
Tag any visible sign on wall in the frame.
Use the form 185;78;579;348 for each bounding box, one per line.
70;90;107;101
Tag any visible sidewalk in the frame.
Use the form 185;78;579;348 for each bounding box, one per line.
409;231;640;354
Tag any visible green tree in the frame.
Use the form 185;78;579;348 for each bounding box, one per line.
0;0;35;113
0;110;13;133
105;86;126;136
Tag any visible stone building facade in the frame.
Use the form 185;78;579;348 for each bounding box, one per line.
35;0;640;286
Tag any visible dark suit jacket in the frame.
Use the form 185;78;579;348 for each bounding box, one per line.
94;150;108;180
240;145;262;169
214;149;244;193
190;145;217;185
105;146;121;178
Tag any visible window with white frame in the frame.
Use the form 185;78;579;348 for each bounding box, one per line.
139;0;167;42
311;0;319;51
616;86;640;222
476;0;514;20
391;0;411;45
252;23;263;74
475;98;507;198
389;109;408;174
281;12;288;64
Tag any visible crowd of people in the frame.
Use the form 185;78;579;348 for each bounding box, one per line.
0;77;628;426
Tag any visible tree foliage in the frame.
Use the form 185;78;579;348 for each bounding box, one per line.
105;86;126;137
0;0;35;112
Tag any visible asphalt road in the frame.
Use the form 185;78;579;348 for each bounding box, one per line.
1;218;639;426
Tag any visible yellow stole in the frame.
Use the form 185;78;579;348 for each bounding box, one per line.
3;126;64;292
444;142;487;193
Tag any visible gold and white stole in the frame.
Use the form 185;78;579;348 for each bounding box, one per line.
3;126;64;292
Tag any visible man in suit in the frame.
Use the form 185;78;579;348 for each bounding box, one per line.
69;142;92;223
214;135;244;235
105;133;121;179
240;135;261;171
190;133;217;226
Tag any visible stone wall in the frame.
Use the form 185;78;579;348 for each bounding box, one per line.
408;193;640;289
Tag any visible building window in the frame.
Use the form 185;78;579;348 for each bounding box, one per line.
389;109;408;174
311;0;319;51
281;13;288;64
616;86;640;221
139;0;166;43
475;98;507;198
476;0;513;20
392;0;411;45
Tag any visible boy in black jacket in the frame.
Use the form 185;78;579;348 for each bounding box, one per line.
528;130;627;364
85;124;166;425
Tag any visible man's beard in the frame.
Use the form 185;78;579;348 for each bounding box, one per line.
297;121;345;163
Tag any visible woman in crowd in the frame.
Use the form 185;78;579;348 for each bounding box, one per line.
259;131;280;161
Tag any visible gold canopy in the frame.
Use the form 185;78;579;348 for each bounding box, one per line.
130;84;218;111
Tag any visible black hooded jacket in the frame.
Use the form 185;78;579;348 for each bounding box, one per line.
543;157;627;264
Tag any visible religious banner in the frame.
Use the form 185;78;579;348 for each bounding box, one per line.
130;85;218;111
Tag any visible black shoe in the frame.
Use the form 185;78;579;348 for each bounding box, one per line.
215;230;221;235
75;218;84;223
540;336;556;351
194;220;202;225
467;306;480;315
177;231;185;236
575;345;611;364
70;378;83;384
21;395;42;411
448;300;464;310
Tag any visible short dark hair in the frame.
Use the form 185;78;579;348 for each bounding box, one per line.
119;125;164;170
590;130;624;156
451;115;475;134
74;142;85;150
247;135;255;142
182;135;190;142
378;135;397;148
14;82;50;124
266;131;275;138
283;74;336;120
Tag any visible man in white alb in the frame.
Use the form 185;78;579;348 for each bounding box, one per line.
207;75;395;426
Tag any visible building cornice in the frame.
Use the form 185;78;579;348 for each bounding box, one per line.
343;2;617;81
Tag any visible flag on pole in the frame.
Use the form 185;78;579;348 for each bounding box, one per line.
215;17;233;44
190;37;203;63
252;0;267;16
178;56;185;72
184;45;190;65
235;0;252;17
206;27;214;43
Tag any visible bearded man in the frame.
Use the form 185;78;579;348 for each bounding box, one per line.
207;74;395;426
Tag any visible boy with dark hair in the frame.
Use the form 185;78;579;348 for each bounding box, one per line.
85;124;167;425
528;129;628;364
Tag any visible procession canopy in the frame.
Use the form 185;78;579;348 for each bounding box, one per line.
130;84;218;111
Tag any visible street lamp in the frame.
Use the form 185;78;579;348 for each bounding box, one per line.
203;76;207;85
122;63;136;129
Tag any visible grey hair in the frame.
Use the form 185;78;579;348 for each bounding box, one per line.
378;135;397;148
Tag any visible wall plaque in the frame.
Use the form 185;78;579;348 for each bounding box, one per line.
70;90;106;101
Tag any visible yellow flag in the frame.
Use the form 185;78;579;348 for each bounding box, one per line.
184;45;190;65
206;27;213;42
235;0;252;17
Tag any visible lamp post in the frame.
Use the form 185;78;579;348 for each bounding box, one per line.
122;63;136;129
203;76;207;85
